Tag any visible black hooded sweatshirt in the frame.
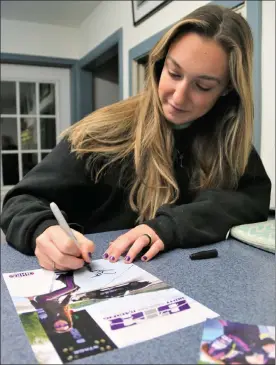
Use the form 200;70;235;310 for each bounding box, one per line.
0;119;271;255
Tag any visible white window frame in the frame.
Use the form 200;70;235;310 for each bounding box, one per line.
1;64;70;197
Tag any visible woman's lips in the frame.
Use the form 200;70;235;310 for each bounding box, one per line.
168;103;187;112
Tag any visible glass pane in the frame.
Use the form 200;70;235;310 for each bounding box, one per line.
22;153;38;176
39;83;55;115
40;118;56;149
0;81;16;114
21;117;37;150
2;154;19;185
41;152;50;160
1;118;18;151
20;82;36;115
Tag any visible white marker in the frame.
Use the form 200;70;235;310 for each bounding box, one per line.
50;202;80;248
50;202;92;277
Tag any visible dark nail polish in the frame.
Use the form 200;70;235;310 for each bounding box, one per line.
103;253;109;259
142;256;147;261
88;252;93;259
110;256;115;261
125;256;130;262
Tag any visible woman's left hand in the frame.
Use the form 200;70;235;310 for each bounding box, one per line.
103;224;165;263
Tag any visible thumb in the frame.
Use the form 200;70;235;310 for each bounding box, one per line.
72;230;95;263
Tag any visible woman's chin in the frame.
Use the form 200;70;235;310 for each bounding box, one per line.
164;110;192;125
166;116;192;125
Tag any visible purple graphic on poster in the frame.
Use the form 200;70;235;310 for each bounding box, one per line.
106;298;190;330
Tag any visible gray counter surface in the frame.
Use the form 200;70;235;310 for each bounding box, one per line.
1;230;275;364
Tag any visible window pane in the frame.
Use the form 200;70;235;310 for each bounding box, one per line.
2;154;19;185
40;118;56;149
39;83;55;115
1;118;18;151
0;81;16;114
22;153;38;176
21;117;37;150
41;152;50;160
20;82;36;115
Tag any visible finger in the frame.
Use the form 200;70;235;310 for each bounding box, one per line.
37;235;84;271
47;226;81;257
35;246;68;272
73;230;95;263
140;240;165;262
106;240;128;257
124;235;153;264
104;234;134;262
35;246;54;271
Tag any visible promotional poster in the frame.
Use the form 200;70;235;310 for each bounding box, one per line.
3;259;218;364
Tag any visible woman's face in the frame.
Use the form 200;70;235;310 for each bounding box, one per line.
54;319;71;333
158;32;229;125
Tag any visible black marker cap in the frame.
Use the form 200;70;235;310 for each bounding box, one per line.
190;249;218;260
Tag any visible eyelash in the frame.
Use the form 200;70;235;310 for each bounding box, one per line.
167;71;212;92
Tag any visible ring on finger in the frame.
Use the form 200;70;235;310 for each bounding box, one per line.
142;233;152;246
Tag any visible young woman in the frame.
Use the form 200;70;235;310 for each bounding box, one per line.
1;4;271;271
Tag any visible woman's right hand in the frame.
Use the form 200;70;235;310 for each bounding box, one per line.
35;225;95;271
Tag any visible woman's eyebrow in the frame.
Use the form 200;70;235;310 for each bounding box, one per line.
167;55;182;69
166;55;221;84
197;75;221;84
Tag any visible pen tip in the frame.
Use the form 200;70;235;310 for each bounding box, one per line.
85;262;92;272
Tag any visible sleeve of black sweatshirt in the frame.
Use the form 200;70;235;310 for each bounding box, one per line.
145;147;271;249
0;138;94;255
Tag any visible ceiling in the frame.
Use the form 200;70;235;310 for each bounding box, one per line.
0;1;102;28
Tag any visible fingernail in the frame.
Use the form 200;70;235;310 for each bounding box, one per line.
142;256;147;261
103;253;109;259
88;252;93;259
125;256;130;262
110;256;115;261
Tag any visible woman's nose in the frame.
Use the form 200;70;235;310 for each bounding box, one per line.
172;82;189;107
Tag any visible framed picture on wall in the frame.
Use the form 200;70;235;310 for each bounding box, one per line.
132;0;173;26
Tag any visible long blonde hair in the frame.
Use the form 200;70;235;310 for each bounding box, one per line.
63;4;254;223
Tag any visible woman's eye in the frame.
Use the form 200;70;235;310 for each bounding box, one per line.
168;71;181;79
196;84;212;92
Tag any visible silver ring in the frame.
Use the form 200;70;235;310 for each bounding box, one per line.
143;233;152;246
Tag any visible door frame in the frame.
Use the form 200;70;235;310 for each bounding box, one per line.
1;64;71;199
76;28;123;120
0;54;78;124
128;0;262;153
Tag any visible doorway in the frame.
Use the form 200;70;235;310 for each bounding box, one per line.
88;45;119;110
132;54;149;96
77;28;123;120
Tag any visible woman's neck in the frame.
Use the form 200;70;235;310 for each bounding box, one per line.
170;121;194;130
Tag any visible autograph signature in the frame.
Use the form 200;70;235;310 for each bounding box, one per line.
90;269;116;278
